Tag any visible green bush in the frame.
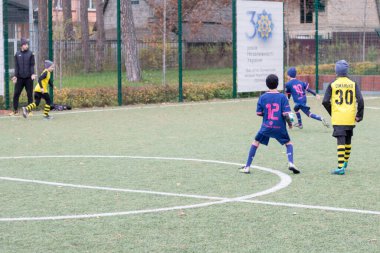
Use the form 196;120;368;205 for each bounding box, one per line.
292;62;380;75
1;82;233;110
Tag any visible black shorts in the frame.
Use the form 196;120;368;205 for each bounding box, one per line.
332;125;355;137
34;92;51;106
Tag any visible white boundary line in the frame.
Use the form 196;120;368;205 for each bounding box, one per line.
367;106;380;110
0;99;256;119
0;155;379;221
244;200;380;215
2;95;378;119
0;155;291;221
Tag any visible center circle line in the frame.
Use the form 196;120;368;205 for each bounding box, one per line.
0;155;292;221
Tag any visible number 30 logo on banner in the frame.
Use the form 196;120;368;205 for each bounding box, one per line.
246;10;274;41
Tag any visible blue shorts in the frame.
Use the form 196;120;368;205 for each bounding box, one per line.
255;132;291;146
294;104;311;115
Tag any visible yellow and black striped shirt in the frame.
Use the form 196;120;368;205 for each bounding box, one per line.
35;69;53;93
322;77;364;126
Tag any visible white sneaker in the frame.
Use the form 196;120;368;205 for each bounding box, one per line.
238;166;250;174
288;163;300;174
322;118;330;128
43;115;54;120
22;107;28;118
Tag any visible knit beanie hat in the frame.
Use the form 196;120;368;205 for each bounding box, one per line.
20;38;28;46
287;67;297;78
335;60;349;76
44;60;54;69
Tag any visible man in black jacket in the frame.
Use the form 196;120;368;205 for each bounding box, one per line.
10;38;36;116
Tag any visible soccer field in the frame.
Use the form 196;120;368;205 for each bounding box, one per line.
0;96;379;252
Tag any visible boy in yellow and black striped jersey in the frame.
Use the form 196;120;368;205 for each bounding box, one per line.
322;60;364;175
22;60;54;120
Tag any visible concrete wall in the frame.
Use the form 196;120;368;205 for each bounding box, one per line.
104;0;152;32
286;0;380;38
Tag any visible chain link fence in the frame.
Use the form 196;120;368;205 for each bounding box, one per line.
2;0;380;109
284;0;380;92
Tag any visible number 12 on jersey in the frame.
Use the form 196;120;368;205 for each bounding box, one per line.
266;103;279;120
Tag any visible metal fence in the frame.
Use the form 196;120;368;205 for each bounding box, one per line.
286;32;380;68
2;0;380;109
53;40;233;76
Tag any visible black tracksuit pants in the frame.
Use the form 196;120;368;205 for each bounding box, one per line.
13;77;33;111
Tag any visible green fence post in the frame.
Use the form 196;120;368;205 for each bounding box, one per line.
315;0;319;93
117;0;122;106
178;0;183;102
48;0;54;102
3;0;9;109
232;0;237;98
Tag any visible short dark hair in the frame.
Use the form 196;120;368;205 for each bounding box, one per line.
266;74;278;89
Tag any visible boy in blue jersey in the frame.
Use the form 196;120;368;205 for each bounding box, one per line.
239;74;300;174
285;67;329;129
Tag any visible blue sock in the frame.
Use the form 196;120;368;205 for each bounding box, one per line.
296;112;302;125
309;113;322;121
286;144;294;164
245;145;258;167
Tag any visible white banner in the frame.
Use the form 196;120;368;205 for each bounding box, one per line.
237;0;284;92
0;2;4;96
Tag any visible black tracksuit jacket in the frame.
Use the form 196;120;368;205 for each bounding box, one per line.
14;49;35;79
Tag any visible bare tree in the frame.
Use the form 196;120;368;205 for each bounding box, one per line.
95;0;105;72
147;0;230;39
62;0;75;39
121;0;141;81
80;0;90;72
38;0;48;74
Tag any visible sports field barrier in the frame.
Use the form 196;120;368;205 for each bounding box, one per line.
2;0;380;110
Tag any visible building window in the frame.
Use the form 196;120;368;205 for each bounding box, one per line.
55;0;62;10
89;0;96;10
318;0;326;12
300;0;326;23
300;0;313;23
131;0;139;4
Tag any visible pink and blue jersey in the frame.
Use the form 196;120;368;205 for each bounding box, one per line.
256;91;291;139
285;79;310;105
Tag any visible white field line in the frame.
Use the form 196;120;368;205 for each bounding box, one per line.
0;154;291;200
0;155;379;221
1;96;378;119
0;174;379;221
2;176;378;216
367;106;380;110
0;176;227;201
243;200;380;215
0;155;290;221
0;99;256;119
363;97;380;100
0;201;233;222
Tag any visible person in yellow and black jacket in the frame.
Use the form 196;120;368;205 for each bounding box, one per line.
322;60;364;175
22;60;55;120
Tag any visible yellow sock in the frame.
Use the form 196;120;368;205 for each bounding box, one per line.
44;104;51;116
26;103;36;112
344;144;352;162
337;145;345;168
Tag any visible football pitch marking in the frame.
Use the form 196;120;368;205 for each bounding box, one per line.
0;155;379;222
0;99;252;119
1;96;379;119
0;155;291;221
